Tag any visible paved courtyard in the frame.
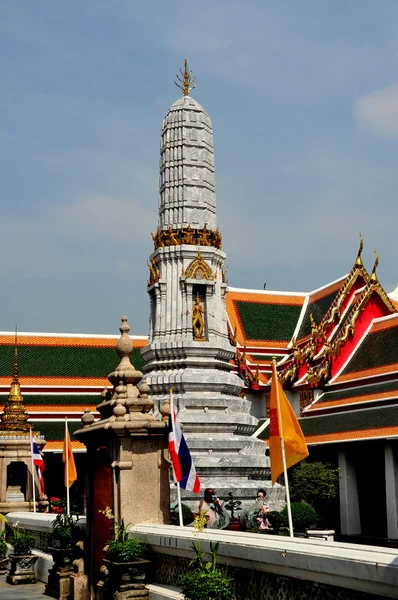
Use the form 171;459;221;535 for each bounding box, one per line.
0;574;46;600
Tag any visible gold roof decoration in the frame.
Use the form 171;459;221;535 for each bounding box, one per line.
0;328;31;433
355;232;364;267
370;249;379;283
174;59;197;96
184;250;215;281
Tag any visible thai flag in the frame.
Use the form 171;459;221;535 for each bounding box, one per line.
168;390;200;493
32;439;45;493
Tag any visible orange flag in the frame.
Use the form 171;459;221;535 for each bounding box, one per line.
269;360;309;485
62;420;77;488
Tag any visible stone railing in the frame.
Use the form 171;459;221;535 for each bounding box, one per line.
6;512;86;551
6;512;86;585
133;524;398;600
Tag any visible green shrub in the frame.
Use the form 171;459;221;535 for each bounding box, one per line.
105;537;148;563
290;462;338;526
267;511;284;534
180;569;234;600
170;502;194;526
0;534;8;558
12;531;35;556
280;502;318;532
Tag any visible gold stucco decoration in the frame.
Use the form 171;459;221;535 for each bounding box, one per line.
151;226;222;250
185;250;215;281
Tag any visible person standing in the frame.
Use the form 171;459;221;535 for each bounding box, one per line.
194;488;230;529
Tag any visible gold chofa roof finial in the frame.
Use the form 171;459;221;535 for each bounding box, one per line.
370;249;379;282
355;233;364;268
174;59;197;96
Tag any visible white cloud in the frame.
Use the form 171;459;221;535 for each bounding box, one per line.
354;84;398;137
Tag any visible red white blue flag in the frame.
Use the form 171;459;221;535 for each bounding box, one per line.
168;390;200;493
32;439;45;493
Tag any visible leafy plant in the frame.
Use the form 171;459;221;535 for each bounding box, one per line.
181;523;234;600
51;512;78;549
99;506;148;563
170;502;194;526
12;530;35;556
49;497;65;514
180;569;234;600
289;462;338;527
280;502;318;532
267;511;284;534
0;533;8;558
223;492;242;520
105;537;148;563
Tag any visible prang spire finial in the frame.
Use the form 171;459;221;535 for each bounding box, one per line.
13;325;18;382
174;59;197;96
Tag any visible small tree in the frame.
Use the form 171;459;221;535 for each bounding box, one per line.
289;462;339;528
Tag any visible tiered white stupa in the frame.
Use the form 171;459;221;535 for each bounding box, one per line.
142;62;283;507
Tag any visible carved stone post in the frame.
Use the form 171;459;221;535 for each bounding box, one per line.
74;317;169;597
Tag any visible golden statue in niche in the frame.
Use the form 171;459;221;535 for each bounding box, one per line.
192;295;205;340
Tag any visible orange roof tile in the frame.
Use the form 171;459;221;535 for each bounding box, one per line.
334;362;398;384
0;334;147;349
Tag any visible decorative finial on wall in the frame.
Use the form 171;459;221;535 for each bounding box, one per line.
174;59;197;96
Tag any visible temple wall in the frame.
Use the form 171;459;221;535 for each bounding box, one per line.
134;524;398;599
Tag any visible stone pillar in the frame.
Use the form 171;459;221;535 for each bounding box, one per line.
338;447;361;535
74;317;169;596
385;441;398;539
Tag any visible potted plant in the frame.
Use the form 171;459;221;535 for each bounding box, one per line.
179;511;234;600
0;514;9;574
224;492;242;531
0;532;8;574
6;524;37;584
45;503;79;599
100;507;150;599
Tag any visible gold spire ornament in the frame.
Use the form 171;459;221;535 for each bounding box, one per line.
355;233;364;267
370;249;379;282
175;59;197;96
0;327;31;433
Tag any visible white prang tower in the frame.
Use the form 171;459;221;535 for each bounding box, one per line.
142;61;280;505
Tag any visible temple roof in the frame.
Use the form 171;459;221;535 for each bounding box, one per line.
257;404;398;445
331;313;398;384
226;288;306;349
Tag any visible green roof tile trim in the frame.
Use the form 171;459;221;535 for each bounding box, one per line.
249;354;286;362
34;421;82;440
0;345;146;377
297;289;339;340
0;395;99;406
317;380;398;404
257;405;398;439
236;301;302;342
341;327;398;375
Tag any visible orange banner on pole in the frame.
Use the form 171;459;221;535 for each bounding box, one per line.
62;422;77;488
269;360;309;485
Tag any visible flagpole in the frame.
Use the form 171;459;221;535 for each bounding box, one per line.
29;428;36;513
170;389;184;527
65;417;70;516
272;360;294;538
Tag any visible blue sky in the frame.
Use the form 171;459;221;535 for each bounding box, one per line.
1;1;398;335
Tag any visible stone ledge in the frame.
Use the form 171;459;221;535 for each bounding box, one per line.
133;524;398;599
147;583;184;600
